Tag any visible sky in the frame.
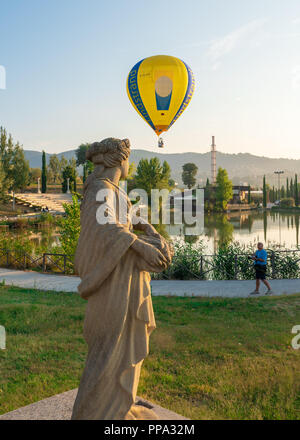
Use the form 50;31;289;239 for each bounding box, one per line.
0;0;300;158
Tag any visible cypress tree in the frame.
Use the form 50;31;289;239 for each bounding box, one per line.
263;175;267;208
248;185;251;204
41;150;47;193
295;174;299;206
83;163;87;183
286;178;289;198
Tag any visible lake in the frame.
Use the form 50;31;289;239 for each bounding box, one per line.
166;210;300;253
1;210;300;256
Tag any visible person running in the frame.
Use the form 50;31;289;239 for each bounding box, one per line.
250;242;273;295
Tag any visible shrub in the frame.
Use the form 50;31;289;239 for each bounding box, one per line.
280;198;295;208
58;195;81;257
165;240;206;280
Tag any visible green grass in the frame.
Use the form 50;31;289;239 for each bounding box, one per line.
0;286;299;420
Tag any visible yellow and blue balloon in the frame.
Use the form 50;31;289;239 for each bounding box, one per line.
126;55;195;144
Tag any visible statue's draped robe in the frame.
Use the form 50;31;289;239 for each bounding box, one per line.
71;176;157;420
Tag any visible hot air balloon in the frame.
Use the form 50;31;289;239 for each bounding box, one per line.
126;55;195;148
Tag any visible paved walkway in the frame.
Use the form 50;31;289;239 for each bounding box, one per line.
0;389;188;420
0;268;300;297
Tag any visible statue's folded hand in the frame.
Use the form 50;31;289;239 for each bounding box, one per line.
132;223;173;264
144;224;160;238
131;239;168;271
158;237;173;264
143;233;173;264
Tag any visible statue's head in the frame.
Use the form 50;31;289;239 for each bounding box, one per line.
86;138;130;179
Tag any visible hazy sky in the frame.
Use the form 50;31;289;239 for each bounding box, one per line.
0;0;300;158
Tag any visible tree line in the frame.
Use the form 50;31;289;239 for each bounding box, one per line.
263;174;300;207
0;128;253;213
38;152;79;193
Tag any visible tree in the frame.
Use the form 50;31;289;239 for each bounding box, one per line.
0;160;6;200
75;143;89;166
68;158;78;191
59;195;81;256
60;155;68;174
295;174;299;207
204;177;216;211
8;144;30;191
215;167;233;211
127;162;136;180
135;157;173;198
123;162;136;192
41;151;47;193
83;164;87;183
69;157;77;170
286;178;289;198
263;175;267;208
75;143;93;183
248;185;251;204
29;168;42;185
181;163;198;189
48;154;61;184
0;127;30;196
85;160;94;180
0;127;14;191
62;165;77;193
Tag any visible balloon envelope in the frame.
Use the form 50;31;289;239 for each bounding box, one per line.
127;55;195;136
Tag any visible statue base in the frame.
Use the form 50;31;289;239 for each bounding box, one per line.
0;389;188;420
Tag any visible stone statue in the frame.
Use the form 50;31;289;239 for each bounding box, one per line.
72;138;172;420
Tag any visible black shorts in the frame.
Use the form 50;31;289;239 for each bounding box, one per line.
255;265;267;280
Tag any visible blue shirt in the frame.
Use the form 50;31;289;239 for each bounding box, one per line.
254;249;267;266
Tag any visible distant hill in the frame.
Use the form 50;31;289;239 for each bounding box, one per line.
24;148;300;187
24;149;76;169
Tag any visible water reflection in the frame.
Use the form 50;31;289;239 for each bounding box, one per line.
2;211;300;254
1;226;60;251
166;210;300;251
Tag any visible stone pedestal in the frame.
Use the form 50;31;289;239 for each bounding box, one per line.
0;389;188;420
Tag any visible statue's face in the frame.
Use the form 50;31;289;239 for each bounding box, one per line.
120;158;129;179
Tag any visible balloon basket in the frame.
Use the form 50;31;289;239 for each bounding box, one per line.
158;137;164;148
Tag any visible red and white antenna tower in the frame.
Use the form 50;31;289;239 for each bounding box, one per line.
211;136;217;185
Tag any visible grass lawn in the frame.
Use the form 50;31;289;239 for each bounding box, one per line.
0;285;299;420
